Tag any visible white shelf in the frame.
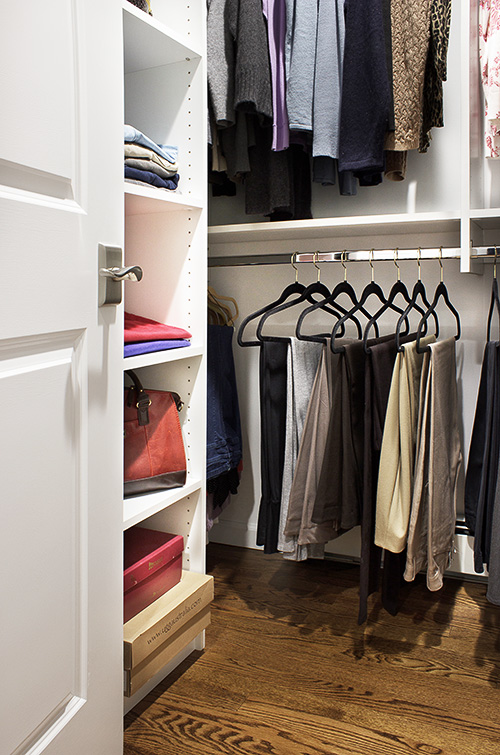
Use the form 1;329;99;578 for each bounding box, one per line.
470;210;500;231
124;182;204;214
123;478;203;530
470;208;500;217
123;344;203;371
208;211;461;249
122;1;201;73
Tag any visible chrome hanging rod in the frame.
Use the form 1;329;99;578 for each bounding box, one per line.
208;245;499;268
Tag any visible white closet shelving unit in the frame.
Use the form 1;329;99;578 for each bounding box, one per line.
121;0;207;713
206;1;498;578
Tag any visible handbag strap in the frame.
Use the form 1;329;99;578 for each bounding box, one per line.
124;370;184;425
125;370;151;426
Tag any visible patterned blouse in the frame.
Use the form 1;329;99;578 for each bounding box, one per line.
480;0;500;158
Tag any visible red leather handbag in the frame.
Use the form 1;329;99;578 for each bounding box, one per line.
124;370;187;497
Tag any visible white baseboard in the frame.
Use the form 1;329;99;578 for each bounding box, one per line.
208;519;261;550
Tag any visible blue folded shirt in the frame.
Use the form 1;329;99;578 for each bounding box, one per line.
124;124;178;164
125;165;180;190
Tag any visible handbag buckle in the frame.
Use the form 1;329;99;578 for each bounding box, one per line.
171;393;184;412
135;392;151;426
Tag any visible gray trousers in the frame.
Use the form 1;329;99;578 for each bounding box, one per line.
404;338;462;591
284;344;342;547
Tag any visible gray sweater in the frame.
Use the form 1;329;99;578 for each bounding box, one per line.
207;0;235;127
207;0;273;128
313;0;345;159
285;0;318;132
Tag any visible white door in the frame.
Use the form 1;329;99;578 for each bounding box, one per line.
0;2;124;753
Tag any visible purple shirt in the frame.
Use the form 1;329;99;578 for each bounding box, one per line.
262;0;289;151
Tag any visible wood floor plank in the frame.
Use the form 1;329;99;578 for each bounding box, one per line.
185;622;500;745
125;694;465;755
124;543;500;755
208;603;500;689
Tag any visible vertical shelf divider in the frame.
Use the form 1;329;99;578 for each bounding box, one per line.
122;0;207;712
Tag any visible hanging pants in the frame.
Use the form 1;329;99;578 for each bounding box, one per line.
278;338;323;560
464;341;500;572
359;334;416;624
486;453;500;604
312;339;369;532
284;343;345;547
404;338;462;591
256;340;288;553
374;336;434;553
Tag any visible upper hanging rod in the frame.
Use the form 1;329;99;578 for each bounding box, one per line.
209;245;499;268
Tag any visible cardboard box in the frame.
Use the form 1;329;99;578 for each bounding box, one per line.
124;570;214;669
124;606;211;697
124;527;183;623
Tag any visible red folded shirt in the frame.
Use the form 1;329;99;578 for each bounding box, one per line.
124;311;192;343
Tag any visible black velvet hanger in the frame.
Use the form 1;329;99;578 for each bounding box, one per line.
362;251;425;353
255;254;345;343
415;251;461;353
330;251;408;354
295;252;373;342
487;251;500;341
237;254;308;347
395;251;439;351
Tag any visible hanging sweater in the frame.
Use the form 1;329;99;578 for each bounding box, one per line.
385;0;431;152
207;0;235;127
338;0;391;175
419;0;452;152
312;0;346;160
285;0;319;132
207;0;273;128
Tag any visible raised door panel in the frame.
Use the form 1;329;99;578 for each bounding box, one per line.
0;0;78;199
1;332;87;755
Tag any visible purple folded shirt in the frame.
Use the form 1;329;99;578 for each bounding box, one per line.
124;340;191;357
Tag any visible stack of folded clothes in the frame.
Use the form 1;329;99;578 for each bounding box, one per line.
124;311;191;357
124;125;180;191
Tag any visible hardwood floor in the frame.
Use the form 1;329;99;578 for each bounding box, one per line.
124;543;500;755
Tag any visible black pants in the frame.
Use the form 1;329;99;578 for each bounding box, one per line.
312;339;367;531
465;341;500;572
256;340;288;554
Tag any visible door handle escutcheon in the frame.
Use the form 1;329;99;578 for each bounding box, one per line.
98;244;143;307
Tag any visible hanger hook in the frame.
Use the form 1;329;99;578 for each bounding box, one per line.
369;249;374;282
290;252;298;282
439;246;443;283
313;251;321;281
342;250;347;282
394;248;400;281
417;247;422;281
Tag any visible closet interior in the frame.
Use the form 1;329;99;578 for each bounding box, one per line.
119;0;500;722
206;0;500;604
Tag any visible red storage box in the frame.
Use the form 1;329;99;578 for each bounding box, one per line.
124;527;183;623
